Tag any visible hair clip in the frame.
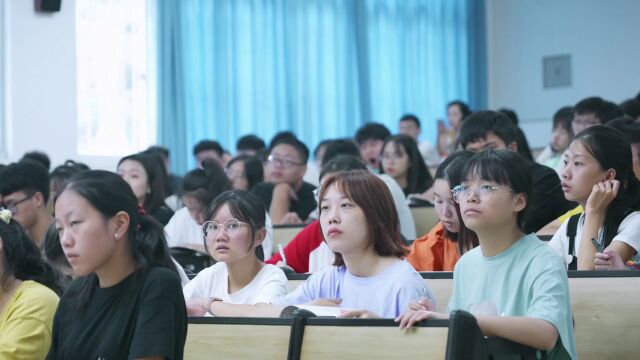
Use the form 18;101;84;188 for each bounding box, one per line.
0;209;12;224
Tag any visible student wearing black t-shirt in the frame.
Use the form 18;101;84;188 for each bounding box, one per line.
252;137;317;224
48;170;186;360
459;111;575;233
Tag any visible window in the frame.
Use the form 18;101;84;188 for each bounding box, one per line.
76;0;156;156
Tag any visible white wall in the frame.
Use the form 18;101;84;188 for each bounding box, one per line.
1;0;118;170
486;0;640;148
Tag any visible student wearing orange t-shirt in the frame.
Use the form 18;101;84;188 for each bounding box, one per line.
407;151;478;271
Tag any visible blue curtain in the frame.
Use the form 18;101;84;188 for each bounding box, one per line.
157;0;486;174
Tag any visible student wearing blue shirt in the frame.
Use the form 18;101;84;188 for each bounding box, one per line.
210;169;434;319
397;150;577;360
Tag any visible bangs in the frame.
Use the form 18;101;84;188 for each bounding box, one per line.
462;152;511;187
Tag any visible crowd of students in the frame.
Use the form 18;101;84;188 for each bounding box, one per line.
0;92;639;359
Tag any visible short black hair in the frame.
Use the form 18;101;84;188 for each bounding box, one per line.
313;139;333;161
236;134;266;153
399;114;420;128
498;108;519;125
193;140;224;157
319;155;368;181
270;137;310;164
0;160;49;201
574;96;623;124
553;106;574;133
458;111;517;149
269;131;297;149
322;139;361;166
606;116;640;144
145;145;170;159
354;123;391;145
620;98;640;120
21;151;50;171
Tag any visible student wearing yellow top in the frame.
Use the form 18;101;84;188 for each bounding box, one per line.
0;209;61;359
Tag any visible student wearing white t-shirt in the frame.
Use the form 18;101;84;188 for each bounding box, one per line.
164;160;273;257
549;125;640;270
184;190;287;316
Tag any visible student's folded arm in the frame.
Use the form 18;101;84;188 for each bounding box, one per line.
209;302;284;318
475;316;558;351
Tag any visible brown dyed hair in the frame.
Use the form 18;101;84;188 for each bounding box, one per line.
318;170;408;266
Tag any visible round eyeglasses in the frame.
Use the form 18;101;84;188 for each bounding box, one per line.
451;184;513;203
202;219;250;238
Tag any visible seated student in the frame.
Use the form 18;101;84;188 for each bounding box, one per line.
117;153;174;226
0;210;62;359
380;134;434;197
322;139;416;240
548;125;640;270
49;170;187;359
183;190;287;316
252;138;317;225
536;106;574;176
302;139;333;187
213;170;433;319
165;160;232;252
0;160;54;249
571;96;623;136
266;155;368;273
354;122;391;171
49;160;90;212
398;114;442;166
459;110;574;233
225;155;264;191
21;150;51;171
397;150;577;359
265;141;418;273
498;108;534;161
236;134;266;156
437;100;471;157
193;139;225;168
145;145;182;196
406;151;477;271
165;160;274;258
606;116;640;179
620;98;640;122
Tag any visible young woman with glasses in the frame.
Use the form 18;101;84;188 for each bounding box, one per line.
397;150;577;359
183;190;288;316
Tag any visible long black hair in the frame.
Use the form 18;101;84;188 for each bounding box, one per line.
225;155;264;191
433;150;478;254
56;170;178;310
573;125;640;248
117;153;168;215
0;218;63;295
380;134;433;195
180;159;232;208
204;190;267;258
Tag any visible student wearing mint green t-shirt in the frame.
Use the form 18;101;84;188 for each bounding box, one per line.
397;148;577;360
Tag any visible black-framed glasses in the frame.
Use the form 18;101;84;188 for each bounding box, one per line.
1;193;35;215
202;218;250;238
451;184;512;203
267;155;304;168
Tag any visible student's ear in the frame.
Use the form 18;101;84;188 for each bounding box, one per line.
513;193;527;213
604;169;616;181
33;192;46;207
508;142;518;152
111;211;131;241
253;227;267;247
